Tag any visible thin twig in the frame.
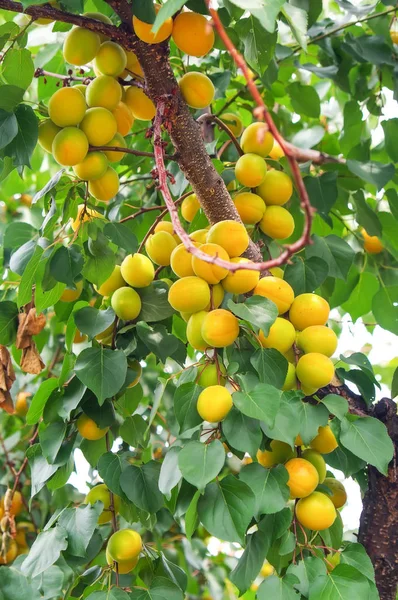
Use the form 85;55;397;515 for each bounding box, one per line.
197;113;243;156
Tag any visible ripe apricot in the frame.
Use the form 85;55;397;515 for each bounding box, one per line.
257;440;295;467
260;562;274;578
259;206;295;240
121;253;154;287
127;359;142;388
63;26;100;65
282;362;297;391
111;286;142;320
310;425;338;455
95;322;114;345
124;50;144;78
289;293;330;331
111;101;134;136
241;122;274;157
253;277;294;315
206;220;249;258
235;153;267;188
296;353;334;391
323;477;347;508
95;41;127;76
170;243;196;278
77;414;109;440
179;72;215;109
192;243;229;284
257;171;293;206
14;521;34;547
220;112;243;137
269;140;284;160
190;228;208;243
48;87;86;127
0;490;23;517
71;204;102;232
301;449;326;483
74;330;87;344
391;28;398;44
53;127;89;167
38;119;61;153
106;547;138;573
61;280;83;302
15;391;30;417
96;265;125;296
361;228;383;254
73;151;108;181
172;12;214;57
85;483;121;524
168;276;210;313
86;75;122;111
285;457;319;498
0;539;18;564
207;282;224;309
269;266;284;278
145;231;178;266
295;491;336;531
133;5;173;44
201;309;239;348
181;193;200;222
104;133;127;163
187;311;208;351
233;192;266;225
197;385;232;422
107;529;142;562
88;166;120;202
297;326;338;357
80;107;117;146
197;361;227;387
125;86;156;121
259;317;295;354
222;257;259;294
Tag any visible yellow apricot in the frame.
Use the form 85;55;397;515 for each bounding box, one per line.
85;483;121;524
112;102;134;136
95;322;114;345
201;309;239;348
170;243;196;278
107;529;142;562
259;206;295;240
74;330;87;344
301;449;326;483
96;265;125;296
172;12;214;57
222;257;259;294
145;231;178;266
106;547;138;574
63;26;100;65
206;220;249;258
111;286;141;320
253;277;294;315
190;228;208;243
181;193;200;222
61;280;83;302
257;171;293;206
125;86;156;120
179;72;215;109
282;362;297;391
104;133;127;163
257;440;295;467
14;522;34;547
285;457;319;498
133;5;173;44
73;83;88;96
235;153;267;188
71;204;102;232
296;353;334;391
0;539;18;564
220;112;243;137
15;391;30;417
83;12;112;42
295;491;336;531
38;119;61;153
80;107;117;146
95;41;127;76
86;75;122;111
88;167;120;202
168;276;210;313
77;413;109;440
233;192;266;224
289;293;330;331
124;50;144;78
73;151;108;181
187;311;208;351
269;140;284;160
361;228;383;254
121;253;154;288
241;122;274;157
192;243;229;284
197;361;227;387
48;87;86;127
284;347;296;364
53;127;88;167
197;385;232;422
270;266;284;278
297;326;338;357
207;282;224;309
127;359;142;388
310;425;338;454
154;221;180;243
259;317;295;354
323;478;347;508
260;562;274;578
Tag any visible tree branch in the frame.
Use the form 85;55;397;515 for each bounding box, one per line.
197;113;243;156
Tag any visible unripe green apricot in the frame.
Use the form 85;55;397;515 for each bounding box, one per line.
323;477;347;508
85;483;121;524
111;286;142;320
48;87;86;127
301;449;326;483
235;153;267;188
80;107;117;146
86;75;122;111
197;361;227;387
63;26;101;66
95;41;127;76
73;151;108;181
38;118;61;153
241;122;274;157
145;231;178;266
187;311;208;351
282;362;297;391
88;166;119;202
53;127;89;166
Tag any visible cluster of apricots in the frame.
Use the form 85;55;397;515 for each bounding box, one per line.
0;491;35;564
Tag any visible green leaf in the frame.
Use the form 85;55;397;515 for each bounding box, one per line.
178;439;225;490
296;401;329;445
261;392;302;448
39;421;67;464
50;245;84;287
137;281;176;322
0;567;41;600
174;382;202;433
347;159;394;190
340;416;394;475
0;109;18;149
250;348;288;388
74;306;115;338
319;394;349;421
26;445;58;498
198;475;255;544
240;463;289;518
4;104;38;167
159;446;182;499
18;245;43;307
232;384;282;427
120;461;164;513
382;118;398;163
340;543;375;582
152;0;185;33
27;379;59;425
88;590;131;600
74;347;127;404
291;125;325;149
228;296;278;334
137;322;180;362
222;407;262;457
352;191;382;237
286;556;327;597
306;172;337;218
4;222;36;249
392;367;398;400
103;222;138;253
288;82;320;118
131;0;156;22
32;169;65;204
130;577;184;600
326;445;366;478
342;272;379;322
339;353;379;388
227;0;284;32
309;564;370;599
284;256;329;296
258;574;300;599
21;525;68;579
2;48;34;90
82;245;116;288
306;235;355;280
235;17;277;74
372;285;398;335
0;300;18;345
282;3;308;50
185;490;200;540
58;504;102;557
0;84;25;112
119;414;148;448
97;451;125;497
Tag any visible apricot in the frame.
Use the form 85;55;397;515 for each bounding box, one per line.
107;529;142;562
71;204;102;231
260;562;275;578
220;112;243;137
207;282;224;309
201;309;239;348
63;26;100;65
190;228;208;243
95;322;114;345
85;483;121;524
269;140;284;160
289;293;330;331
121;253;154;287
235;153;267;188
0;539;18;564
111;286;141;320
14;391;30;417
80;107;117;146
206;220;249;258
192;243;229;284
296;353;334;391
301;449;326;483
127;359;142;388
168;276;210;313
222;257;259;294
181;193;200;222
259;206;295;240
172;12;214;57
61;280;83;302
257;171;293;206
14;522;35;547
83;12;112;42
88;167;120;202
96;265;125;296
323;478;347;508
104;133;127;163
361;228;383;254
95;41;127;76
257;440;295;467
282;362;297;391
73;84;87;96
297;325;338;357
133;5;173;44
74;330;87;344
179;72;215;109
326;552;341;572
112;102;134;136
253;277;294;315
197;361;227;387
38;118;61;153
77;413;109;440
241;122;274;157
124;50;144;78
145;231;178;266
154;221;180;244
285;457;319;498
73;151;108;181
48;87;86;127
259;317;295;354
233;192;266;224
197;385;232;422
53;127;88;167
170;243;195;278
106;547;138;573
270;266;284;278
86;75;122;111
295;491;336;531
125;86;156;121
186;311;208;351
310;425;338;455
20;194;32;207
